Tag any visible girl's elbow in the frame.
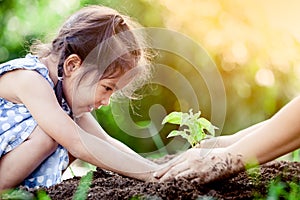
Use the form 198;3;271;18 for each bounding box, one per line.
64;137;85;160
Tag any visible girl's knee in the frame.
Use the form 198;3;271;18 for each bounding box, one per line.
40;135;58;154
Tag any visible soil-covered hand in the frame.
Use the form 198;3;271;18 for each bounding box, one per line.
142;171;160;182
153;148;245;184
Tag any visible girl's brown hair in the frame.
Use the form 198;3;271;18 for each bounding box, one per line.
31;5;151;105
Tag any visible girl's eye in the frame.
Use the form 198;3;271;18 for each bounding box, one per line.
104;86;113;91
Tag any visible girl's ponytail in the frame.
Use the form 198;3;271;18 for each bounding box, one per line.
54;37;74;117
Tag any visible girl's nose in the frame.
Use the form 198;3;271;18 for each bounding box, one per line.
101;97;110;106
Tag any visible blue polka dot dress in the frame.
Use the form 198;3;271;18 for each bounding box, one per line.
0;54;69;188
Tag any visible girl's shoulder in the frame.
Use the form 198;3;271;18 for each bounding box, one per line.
0;54;54;88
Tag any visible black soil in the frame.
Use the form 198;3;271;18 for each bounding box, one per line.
8;156;300;199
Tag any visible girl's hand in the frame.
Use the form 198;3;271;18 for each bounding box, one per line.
153;148;244;184
145;173;160;182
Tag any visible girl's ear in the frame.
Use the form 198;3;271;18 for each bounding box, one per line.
63;54;82;77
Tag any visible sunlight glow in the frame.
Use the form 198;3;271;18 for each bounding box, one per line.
7;16;20;32
231;42;248;64
255;69;275;87
159;0;300;79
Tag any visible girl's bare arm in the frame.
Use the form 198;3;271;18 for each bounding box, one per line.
74;112;157;168
10;70;159;181
74;112;139;155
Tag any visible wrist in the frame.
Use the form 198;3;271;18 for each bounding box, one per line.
196;135;232;148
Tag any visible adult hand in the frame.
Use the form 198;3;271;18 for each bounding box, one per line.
153;148;244;184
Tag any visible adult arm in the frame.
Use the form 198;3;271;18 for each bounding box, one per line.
155;96;300;183
198;120;269;148
227;96;300;164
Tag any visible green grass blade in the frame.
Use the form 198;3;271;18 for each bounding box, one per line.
72;171;93;200
36;190;52;200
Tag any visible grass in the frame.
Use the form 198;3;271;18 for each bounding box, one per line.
292;149;300;162
0;188;34;200
0;171;94;200
263;179;300;200
72;171;93;200
1;149;300;200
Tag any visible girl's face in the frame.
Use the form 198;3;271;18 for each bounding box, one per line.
64;69;121;118
61;54;134;118
78;78;119;117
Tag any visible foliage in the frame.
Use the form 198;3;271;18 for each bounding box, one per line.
0;188;34;200
264;179;300;200
292;149;300;162
160;0;300;135
249;166;300;200
1;0;300;154
162;109;218;147
0;188;51;200
36;190;51;200
0;0;165;63
0;0;167;154
0;171;94;200
72;171;93;200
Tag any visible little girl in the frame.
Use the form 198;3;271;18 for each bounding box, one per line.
0;5;160;189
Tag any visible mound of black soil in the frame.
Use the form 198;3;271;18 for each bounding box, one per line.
6;158;300;200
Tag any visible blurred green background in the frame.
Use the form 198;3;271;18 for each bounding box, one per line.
1;0;300;156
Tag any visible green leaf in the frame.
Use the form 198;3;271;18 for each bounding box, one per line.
187;136;197;147
164;110;218;147
192;110;201;119
167;130;191;144
194;130;205;142
179;112;190;126
197;117;211;128
198;117;218;136
162;112;183;125
167;130;184;138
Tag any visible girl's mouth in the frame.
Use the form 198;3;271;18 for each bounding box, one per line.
88;105;94;112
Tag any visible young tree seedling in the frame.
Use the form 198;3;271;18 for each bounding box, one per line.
162;109;218;147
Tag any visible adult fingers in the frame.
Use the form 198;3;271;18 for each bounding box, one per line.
191;174;216;185
158;161;190;182
153;164;172;179
174;169;198;180
175;169;215;184
191;177;202;184
153;154;186;179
